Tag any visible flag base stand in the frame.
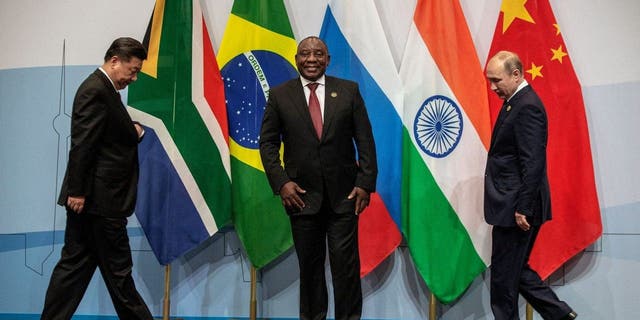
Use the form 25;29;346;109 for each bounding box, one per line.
154;264;184;320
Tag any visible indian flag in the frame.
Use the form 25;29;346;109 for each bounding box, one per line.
217;0;296;268
399;0;493;303
127;0;231;264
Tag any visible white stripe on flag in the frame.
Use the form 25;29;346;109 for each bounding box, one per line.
127;106;219;235
400;24;491;264
191;0;231;179
328;0;403;114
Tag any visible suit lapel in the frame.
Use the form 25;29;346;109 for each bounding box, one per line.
489;86;530;150
94;69;138;140
321;77;339;141
490;100;509;149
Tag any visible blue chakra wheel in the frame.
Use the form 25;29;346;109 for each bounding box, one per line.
413;95;463;158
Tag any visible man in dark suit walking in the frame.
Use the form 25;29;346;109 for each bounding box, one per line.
41;37;153;320
259;36;377;320
484;50;577;320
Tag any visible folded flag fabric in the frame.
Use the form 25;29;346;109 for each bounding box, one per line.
216;0;297;269
486;0;602;279
319;0;402;277
399;0;493;303
127;0;231;265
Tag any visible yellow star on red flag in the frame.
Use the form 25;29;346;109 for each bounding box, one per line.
526;62;543;80
551;45;568;63
501;0;535;33
488;0;602;282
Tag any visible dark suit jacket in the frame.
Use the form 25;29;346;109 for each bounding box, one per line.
484;85;551;227
57;69;141;217
259;76;377;215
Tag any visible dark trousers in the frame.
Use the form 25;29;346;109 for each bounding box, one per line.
490;225;572;320
41;210;153;320
290;205;362;320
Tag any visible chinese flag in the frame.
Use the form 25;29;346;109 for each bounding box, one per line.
486;0;603;279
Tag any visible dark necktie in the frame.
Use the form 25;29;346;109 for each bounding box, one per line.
307;83;323;139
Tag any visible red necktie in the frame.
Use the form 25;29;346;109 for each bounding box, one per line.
307;83;323;139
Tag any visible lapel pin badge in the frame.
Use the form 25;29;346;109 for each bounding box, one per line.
331;92;338;98
506;105;511;112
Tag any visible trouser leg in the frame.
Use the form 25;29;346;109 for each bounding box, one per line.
41;211;98;320
491;225;573;320
490;226;529;320
519;227;572;320
92;215;153;320
327;212;361;320
291;214;329;320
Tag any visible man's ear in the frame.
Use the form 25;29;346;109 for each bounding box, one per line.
111;55;123;65
512;68;521;79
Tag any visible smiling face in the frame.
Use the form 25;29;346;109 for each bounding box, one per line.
295;37;330;81
105;56;143;90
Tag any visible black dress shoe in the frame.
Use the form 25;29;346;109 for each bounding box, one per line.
560;311;577;320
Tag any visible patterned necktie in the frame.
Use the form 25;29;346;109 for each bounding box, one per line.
307;83;323;139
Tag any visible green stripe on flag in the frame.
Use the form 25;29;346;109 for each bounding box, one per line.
231;158;292;266
230;0;294;38
128;0;231;228
219;0;295;268
401;130;486;303
399;0;491;303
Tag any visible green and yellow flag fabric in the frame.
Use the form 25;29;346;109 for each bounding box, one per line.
217;0;298;268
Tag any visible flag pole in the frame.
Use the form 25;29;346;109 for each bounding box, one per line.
157;264;182;320
250;266;257;320
526;302;533;320
429;293;437;319
162;264;171;320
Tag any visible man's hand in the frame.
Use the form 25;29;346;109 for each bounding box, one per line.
348;186;370;214
279;181;306;212
515;212;530;231
67;195;85;214
133;122;145;139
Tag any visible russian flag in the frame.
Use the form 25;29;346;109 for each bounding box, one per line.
319;0;403;277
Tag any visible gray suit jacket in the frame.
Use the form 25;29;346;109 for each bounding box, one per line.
259;76;377;215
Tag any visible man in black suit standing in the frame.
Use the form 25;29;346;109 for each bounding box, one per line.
41;37;153;320
259;36;377;320
484;50;577;320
